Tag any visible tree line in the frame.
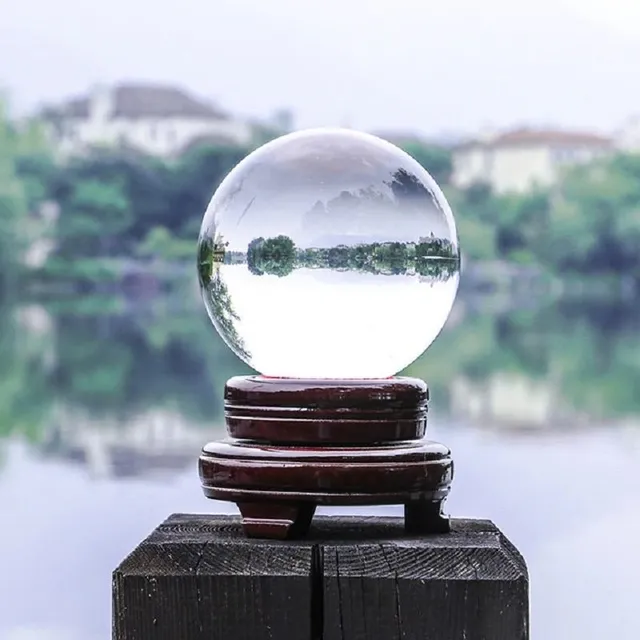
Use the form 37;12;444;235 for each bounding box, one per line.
448;154;640;283
3;96;640;293
199;234;459;280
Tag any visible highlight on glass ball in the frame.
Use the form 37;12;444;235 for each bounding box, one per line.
197;128;460;379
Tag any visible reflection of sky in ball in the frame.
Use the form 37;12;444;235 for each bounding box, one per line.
213;266;459;378
199;128;460;378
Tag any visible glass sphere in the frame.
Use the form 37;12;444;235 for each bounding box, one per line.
197;128;460;378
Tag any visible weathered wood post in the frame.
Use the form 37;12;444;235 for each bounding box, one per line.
114;514;527;640
113;128;529;639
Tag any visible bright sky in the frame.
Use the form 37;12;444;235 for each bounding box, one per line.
1;0;640;135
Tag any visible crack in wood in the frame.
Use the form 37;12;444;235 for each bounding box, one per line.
311;544;324;640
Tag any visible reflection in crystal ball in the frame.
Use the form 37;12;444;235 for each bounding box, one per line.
197;128;460;378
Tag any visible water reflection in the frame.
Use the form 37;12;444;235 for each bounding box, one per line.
0;295;248;478
407;296;640;430
1;293;640;639
40;407;208;480
2;295;640;470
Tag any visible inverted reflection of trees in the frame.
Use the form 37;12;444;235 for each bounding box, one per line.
203;270;251;361
237;236;460;279
197;165;459;281
198;234;459;280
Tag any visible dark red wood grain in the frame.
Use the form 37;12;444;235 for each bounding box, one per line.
200;376;454;539
200;441;452;495
224;375;428;443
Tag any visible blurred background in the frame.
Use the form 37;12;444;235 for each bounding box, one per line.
1;1;640;638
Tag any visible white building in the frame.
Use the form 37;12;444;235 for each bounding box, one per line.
40;83;255;158
452;128;613;194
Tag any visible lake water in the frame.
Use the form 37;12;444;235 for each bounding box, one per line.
1;289;639;639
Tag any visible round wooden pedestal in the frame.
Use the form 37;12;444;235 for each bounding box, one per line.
199;376;454;539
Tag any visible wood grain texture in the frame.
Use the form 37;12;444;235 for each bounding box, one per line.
199;438;453;537
113;514;528;640
223;375;428;444
200;375;453;538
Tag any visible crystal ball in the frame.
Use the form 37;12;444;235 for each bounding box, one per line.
197;128;460;378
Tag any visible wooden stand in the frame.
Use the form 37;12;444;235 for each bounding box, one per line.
113;514;529;640
199;376;454;539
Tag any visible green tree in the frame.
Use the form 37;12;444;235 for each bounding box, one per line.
401;143;453;185
50;149;170;251
496;190;549;263
455;215;495;260
246;237;265;276
202;271;250;361
0;301;52;443
170;144;249;238
546;155;640;279
0;97;29;293
249;235;296;277
54;179;131;258
443;183;498;261
15;154;57;209
138;226;195;262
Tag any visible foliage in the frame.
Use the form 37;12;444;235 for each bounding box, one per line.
246;237;266;276
0;97;30;293
169;144;251;234
3;294;640;454
54;179;131;257
0;89;639;290
249;235;297;277
197;235;217;283
447;153;640;286
201;271;251;361
225;235;461;278
0;300;52;442
406;297;640;421
545;155;640;278
138;226;195;262
35;257;124;290
400;142;453;186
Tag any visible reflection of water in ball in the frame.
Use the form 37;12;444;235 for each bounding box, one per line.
198;128;460;378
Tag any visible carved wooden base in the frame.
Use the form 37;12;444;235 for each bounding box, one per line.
199;376;454;539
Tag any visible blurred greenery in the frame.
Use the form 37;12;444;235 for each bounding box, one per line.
0;96;52;295
407;296;640;421
0;301;52;442
1;90;640;460
2;91;640;292
0;293;639;459
0;295;252;450
48;298;251;422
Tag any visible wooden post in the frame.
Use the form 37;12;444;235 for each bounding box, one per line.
113;514;529;640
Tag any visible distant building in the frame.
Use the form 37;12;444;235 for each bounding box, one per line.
39;82;255;158
452;127;613;194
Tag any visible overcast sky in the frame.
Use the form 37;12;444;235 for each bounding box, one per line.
2;0;640;136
